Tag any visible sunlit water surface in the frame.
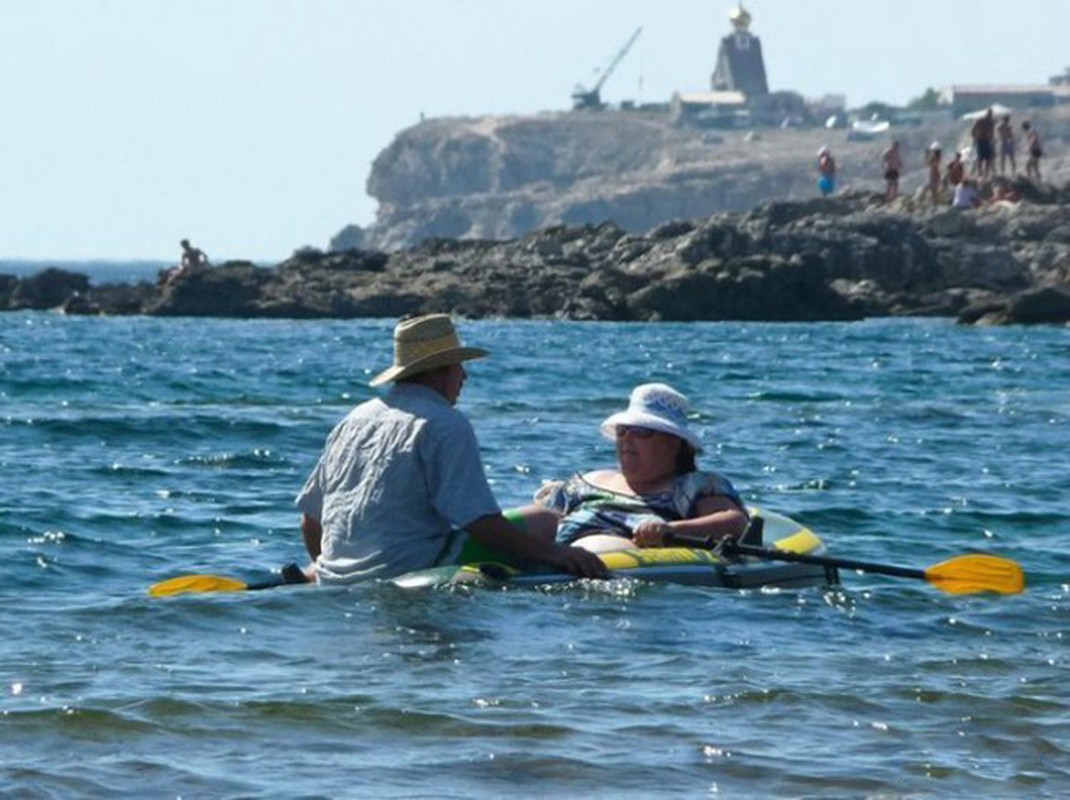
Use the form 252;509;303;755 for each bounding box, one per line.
1;313;1067;798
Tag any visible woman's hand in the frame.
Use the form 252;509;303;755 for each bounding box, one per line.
632;518;672;548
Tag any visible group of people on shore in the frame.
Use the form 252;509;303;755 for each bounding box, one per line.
965;108;1043;182
816;109;1045;207
294;314;749;584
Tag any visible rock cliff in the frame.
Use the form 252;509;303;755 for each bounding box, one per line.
346;107;1070;252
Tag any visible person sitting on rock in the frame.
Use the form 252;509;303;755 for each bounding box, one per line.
986;183;1021;209
952;178;981;210
162;239;210;286
180;239;209;272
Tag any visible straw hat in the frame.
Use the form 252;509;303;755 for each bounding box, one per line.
369;314;488;387
600;383;703;452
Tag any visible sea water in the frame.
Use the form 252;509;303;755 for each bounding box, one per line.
1;312;1067;798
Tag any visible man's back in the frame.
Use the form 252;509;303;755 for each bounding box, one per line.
973;116;994;141
297;383;498;582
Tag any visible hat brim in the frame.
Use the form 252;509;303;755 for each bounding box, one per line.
600;410;703;452
369;346;489;387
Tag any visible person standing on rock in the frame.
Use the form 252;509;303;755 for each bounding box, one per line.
1023;121;1043;183
294;314;608;584
817;146;837;197
881;140;903;202
923;143;943;204
997;115;1016;176
971;108;996;179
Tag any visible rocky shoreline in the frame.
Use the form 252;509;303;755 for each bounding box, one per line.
3;188;1069;326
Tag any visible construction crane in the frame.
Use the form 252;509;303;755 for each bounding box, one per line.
571;26;643;111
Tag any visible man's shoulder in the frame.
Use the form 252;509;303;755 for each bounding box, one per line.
405;395;474;441
347;395;388;417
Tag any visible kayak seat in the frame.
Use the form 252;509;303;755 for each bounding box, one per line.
740;515;764;547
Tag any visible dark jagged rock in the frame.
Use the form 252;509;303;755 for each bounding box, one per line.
0;274;16;309
146;262;272;317
959;286;1070;325
3;193;1068;325
7;268;89;310
60;281;159;315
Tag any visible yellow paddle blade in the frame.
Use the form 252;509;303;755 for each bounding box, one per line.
148;574;249;597
923;555;1025;595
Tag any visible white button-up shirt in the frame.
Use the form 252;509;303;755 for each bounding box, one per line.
297;383;500;582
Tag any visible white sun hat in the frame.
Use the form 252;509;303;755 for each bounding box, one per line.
600;383;703;452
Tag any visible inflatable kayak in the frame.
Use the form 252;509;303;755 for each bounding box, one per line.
392;508;838;591
147;505;1024;597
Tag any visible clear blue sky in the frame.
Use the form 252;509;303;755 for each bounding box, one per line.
2;0;1066;262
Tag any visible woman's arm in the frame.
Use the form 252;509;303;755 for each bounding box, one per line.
632;494;747;547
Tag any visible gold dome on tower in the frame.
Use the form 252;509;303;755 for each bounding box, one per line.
729;4;752;32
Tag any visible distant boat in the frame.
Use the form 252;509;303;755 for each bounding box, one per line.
825;112;848;130
846;118;891;141
961;103;1015;120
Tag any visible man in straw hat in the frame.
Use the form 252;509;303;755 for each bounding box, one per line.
295;314;607;583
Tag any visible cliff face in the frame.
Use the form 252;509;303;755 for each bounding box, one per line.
348;107;1070;252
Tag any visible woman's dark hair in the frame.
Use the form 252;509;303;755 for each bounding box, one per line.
675;443;697;475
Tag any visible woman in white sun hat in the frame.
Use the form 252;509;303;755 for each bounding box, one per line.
530;383;749;548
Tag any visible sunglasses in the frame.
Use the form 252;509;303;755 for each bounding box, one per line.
615;425;657;439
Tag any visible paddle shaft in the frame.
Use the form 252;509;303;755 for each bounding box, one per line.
728;541;925;581
245;576;292;591
665;532;924;581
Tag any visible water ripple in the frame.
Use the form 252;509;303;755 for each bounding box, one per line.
1;315;1068;797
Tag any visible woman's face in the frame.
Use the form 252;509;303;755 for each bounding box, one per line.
615;425;682;481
